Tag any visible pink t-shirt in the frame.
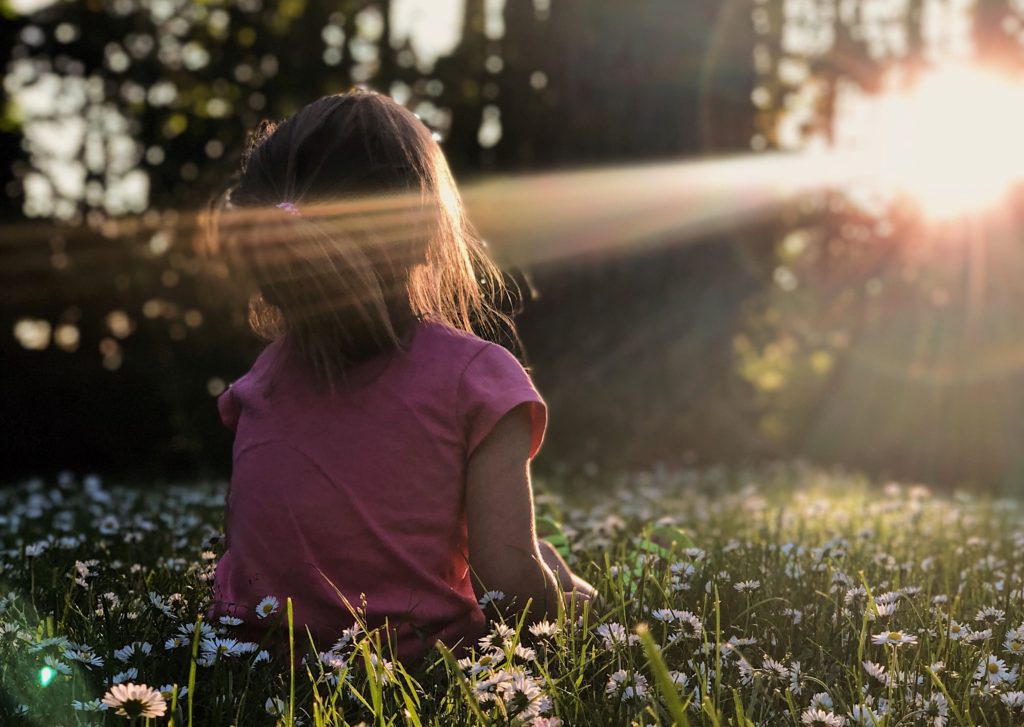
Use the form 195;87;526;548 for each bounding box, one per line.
211;320;546;661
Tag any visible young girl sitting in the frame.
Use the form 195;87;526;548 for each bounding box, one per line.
208;90;596;662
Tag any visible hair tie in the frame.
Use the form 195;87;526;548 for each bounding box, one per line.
276;202;301;217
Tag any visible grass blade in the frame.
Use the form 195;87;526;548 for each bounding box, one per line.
637;623;691;727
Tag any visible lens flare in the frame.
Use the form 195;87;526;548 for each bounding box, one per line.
852;65;1024;219
38;665;56;687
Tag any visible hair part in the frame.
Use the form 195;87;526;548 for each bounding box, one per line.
206;90;519;387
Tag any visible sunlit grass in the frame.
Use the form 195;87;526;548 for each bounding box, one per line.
1;465;1023;724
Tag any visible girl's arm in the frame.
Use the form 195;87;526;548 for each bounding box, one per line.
466;404;587;621
538;539;598;600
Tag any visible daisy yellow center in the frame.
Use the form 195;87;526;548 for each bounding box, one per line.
988;662;999;673
120;699;148;718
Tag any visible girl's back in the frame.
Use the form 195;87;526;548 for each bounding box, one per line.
212;319;545;660
207;89;595;662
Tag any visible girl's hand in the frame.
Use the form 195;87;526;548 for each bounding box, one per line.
565;583;606;619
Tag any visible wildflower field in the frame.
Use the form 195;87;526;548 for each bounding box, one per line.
2;466;1024;727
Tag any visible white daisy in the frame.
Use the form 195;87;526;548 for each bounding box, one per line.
254;595;279;619
101;683;167;719
848;704;879;726
975;655;1015;687
871;630;916;647
528;620;559;638
606;669;648;701
28;635;70;653
147;592;176;617
595;622;639;650
265;696;286;716
497;670;551;719
458;650;504;677
25;542;48;558
157;684;186;702
873;601;899;618
801;707;846;726
513;644;537;662
862;661;889;686
200;637;245;660
64;647;104;669
737;657;754;686
789;660;803;695
652;609;704;640
367;653;395;685
1001;691;1024;710
111;668;138;684
114;641;152;663
71;698;108;712
975;606;1005;625
667;670;689;688
176;621;215;641
43;654;72;676
478;590;505;607
97;515;120;535
329;625;361;653
1004;635;1024;657
809;692;834;711
919;693;948;726
964;627;992;644
479;622;516;653
762;656;789;680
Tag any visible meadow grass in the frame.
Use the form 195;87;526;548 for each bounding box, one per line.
1;464;1023;725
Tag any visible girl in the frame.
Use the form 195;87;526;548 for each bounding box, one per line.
208;90;596;662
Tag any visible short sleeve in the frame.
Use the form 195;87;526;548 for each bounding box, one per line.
458;343;547;460
217;385;241;432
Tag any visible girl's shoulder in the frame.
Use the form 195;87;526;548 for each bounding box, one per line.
414;319;492;357
235;337;288;388
413;320;531;377
415;320;535;389
215;337;288;427
416;321;546;459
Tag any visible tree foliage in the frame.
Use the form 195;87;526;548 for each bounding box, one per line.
5;0;1024;487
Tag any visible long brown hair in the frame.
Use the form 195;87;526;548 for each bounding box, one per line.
207;90;516;385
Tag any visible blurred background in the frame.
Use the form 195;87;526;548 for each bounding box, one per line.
4;0;1024;490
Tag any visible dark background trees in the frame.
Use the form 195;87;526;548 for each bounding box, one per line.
4;0;1024;489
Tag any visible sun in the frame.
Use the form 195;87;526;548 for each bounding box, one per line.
855;65;1024;219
